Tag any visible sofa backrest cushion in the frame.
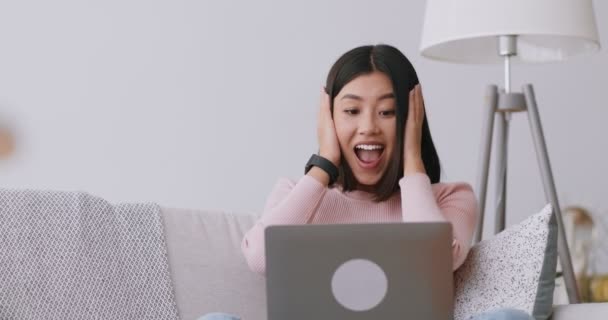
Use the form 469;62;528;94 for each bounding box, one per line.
161;207;265;320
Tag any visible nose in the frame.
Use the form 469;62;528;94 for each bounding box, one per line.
358;112;380;136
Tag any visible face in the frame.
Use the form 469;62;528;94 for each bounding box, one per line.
333;71;397;189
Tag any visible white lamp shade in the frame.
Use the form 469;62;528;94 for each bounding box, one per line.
420;0;601;64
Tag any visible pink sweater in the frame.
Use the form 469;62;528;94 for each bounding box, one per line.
241;172;478;275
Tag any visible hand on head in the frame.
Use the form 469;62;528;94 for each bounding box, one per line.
317;87;341;167
404;84;426;173
403;84;424;159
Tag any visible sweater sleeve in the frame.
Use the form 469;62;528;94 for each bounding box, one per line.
241;175;327;275
400;173;478;270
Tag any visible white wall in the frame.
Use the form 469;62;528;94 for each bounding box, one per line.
0;0;606;238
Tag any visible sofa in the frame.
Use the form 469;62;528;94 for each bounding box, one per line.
161;206;608;320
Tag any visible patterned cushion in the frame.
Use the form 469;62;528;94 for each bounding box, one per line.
454;204;557;320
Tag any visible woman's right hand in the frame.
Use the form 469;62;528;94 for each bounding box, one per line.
317;88;341;167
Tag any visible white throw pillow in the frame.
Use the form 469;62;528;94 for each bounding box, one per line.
454;204;557;320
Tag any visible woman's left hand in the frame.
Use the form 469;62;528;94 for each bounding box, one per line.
404;84;426;174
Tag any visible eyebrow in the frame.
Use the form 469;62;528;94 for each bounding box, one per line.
340;93;395;101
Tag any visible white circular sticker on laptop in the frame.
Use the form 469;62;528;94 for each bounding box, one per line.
331;259;387;311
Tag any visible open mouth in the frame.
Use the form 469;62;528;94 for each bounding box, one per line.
354;144;385;169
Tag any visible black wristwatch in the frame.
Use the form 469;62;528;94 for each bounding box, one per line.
305;154;339;185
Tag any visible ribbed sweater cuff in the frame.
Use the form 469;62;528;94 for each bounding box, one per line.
399;173;446;222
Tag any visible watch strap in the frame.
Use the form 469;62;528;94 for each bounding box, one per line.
304;154;339;185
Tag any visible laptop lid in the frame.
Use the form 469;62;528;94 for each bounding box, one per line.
265;223;453;320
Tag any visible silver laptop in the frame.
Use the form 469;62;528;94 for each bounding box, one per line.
265;223;453;320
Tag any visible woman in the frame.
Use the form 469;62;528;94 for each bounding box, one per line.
200;44;533;320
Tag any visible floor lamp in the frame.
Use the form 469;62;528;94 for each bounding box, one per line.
419;0;601;303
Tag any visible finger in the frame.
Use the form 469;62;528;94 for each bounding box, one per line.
417;85;425;120
320;89;335;131
319;88;328;120
416;84;421;110
407;87;415;133
318;90;322;125
322;90;332;121
408;87;414;120
412;85;419;124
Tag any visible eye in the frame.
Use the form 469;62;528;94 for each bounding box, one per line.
344;109;359;115
379;110;396;117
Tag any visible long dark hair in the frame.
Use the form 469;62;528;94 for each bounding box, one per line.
325;44;441;201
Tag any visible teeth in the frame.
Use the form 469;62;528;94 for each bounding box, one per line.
355;144;384;151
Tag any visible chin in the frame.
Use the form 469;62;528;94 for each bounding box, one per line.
348;162;387;186
352;173;382;187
